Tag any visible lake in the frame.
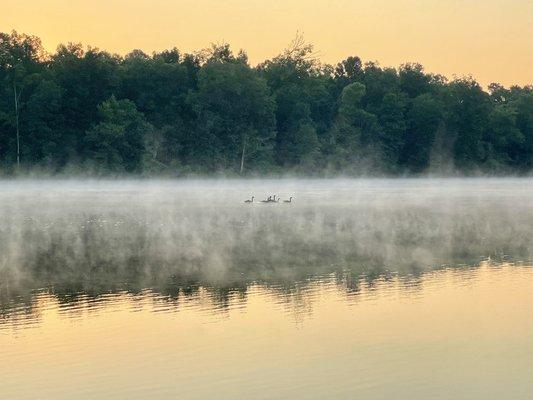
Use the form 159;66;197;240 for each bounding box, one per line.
1;179;533;399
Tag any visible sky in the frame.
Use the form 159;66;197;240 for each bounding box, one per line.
2;0;532;87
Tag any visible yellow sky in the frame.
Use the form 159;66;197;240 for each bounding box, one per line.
2;0;532;87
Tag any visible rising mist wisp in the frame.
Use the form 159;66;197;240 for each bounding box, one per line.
1;179;532;300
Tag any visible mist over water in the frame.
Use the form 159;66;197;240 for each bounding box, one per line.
2;179;533;400
0;178;532;327
2;178;533;290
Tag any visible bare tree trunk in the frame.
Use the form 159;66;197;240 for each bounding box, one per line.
13;81;20;168
240;136;247;174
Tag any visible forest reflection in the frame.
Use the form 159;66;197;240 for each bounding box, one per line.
2;179;533;329
0;259;507;330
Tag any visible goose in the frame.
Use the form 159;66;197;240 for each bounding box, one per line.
244;196;254;203
284;197;293;203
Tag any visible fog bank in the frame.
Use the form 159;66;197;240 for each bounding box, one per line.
1;179;532;295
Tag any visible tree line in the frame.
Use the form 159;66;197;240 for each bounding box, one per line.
1;31;532;176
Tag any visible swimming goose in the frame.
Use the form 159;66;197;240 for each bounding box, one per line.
284;197;293;203
244;196;254;203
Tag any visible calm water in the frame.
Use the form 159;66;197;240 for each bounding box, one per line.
1;179;533;399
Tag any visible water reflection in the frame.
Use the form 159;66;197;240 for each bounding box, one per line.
2;182;533;307
0;260;518;330
2;264;533;399
2;180;533;399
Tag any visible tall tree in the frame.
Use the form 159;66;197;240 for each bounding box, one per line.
188;49;275;172
259;36;331;168
377;92;407;171
400;93;442;173
445;78;491;171
51;44;120;164
85;96;152;172
0;31;46;169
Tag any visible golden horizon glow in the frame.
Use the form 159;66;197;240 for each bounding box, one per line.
2;0;532;87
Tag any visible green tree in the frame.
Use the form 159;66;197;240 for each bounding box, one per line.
512;92;533;168
483;104;524;170
20;77;63;166
445;78;491;171
328;82;382;171
0;31;47;169
188;53;275;172
399;63;431;98
377;92;406;171
51;44;120;164
259;36;332;168
85;96;152;172
400;94;442;173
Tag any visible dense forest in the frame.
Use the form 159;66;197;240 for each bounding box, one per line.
1;31;532;176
